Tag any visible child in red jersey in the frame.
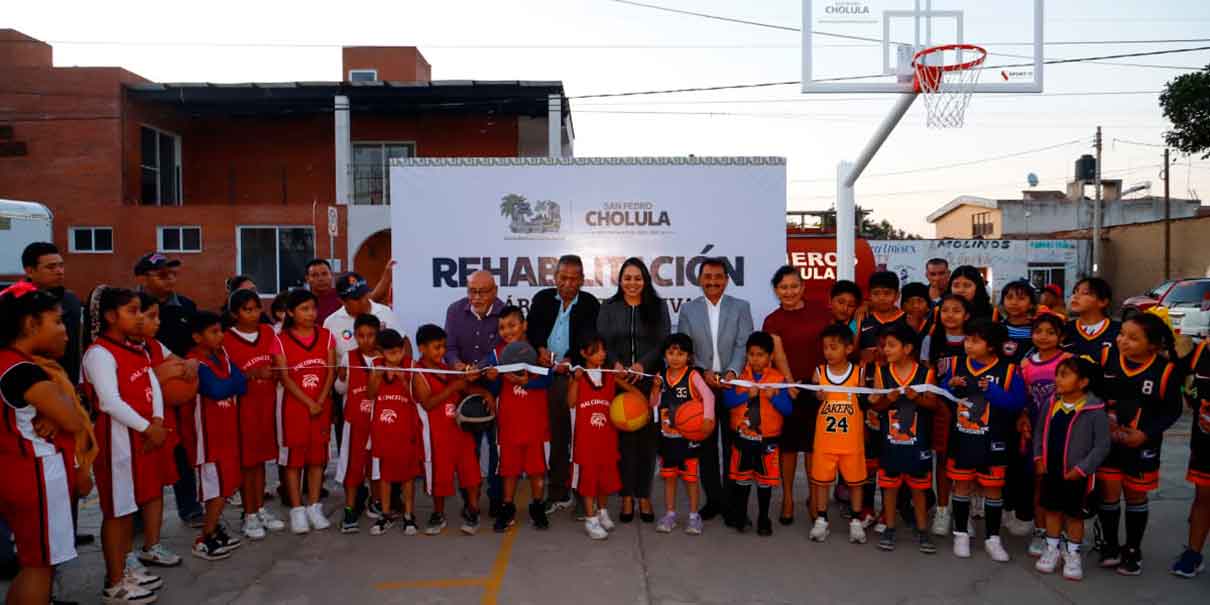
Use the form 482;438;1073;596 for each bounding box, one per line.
223;289;285;540
366;329;424;536
335;314;381;534
275;289;337;535
482;308;552;533
82;286;169;602
412;324;494;536
187;312;247;561
569;333;641;540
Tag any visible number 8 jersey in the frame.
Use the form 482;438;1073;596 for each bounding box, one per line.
813;363;866;455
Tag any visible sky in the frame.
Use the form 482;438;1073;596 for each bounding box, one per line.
8;0;1210;236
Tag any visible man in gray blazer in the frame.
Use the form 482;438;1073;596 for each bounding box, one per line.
677;258;754;521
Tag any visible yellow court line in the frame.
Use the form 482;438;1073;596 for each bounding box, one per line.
375;577;486;590
480;523;520;605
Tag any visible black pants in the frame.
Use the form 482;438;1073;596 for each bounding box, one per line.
172;443;202;519
546;374;572;502
618;422;659;499
1004;430;1033;520
696;387;729;509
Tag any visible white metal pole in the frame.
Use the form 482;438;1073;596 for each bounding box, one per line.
334;95;351;205
547;94;562;158
844;93;917;187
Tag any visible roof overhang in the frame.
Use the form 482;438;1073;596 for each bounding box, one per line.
926;196;999;223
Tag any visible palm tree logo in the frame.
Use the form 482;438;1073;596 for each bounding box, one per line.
500;193;560;234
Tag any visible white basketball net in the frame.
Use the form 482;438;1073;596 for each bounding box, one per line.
914;45;986;128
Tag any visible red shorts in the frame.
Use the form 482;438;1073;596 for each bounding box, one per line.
1097;467;1161;492
335;421;372;488
373;453;423;483
428;438;480;497
280;397;330;450
499;441;548;478
95;415;163;519
946;458;1006;488
878;469;933;490
240;394;278;467
573;459;621;498
1188;468;1210;488
0;453;77;567
810;451;867;486
659;457;700;483
278;412;331;469
197;456;240;502
728;444;781;488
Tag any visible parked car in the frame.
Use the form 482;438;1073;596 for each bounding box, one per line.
1177;295;1210;344
1122;278;1210;324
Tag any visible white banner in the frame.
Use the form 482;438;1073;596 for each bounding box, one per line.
389;157;787;332
869;239;1087;297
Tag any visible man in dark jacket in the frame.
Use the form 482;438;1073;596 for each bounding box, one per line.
527;255;601;510
135;252;204;525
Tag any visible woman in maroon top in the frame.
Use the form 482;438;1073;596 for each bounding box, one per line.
763;265;829;525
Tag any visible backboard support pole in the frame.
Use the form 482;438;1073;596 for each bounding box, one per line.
835;92;918;281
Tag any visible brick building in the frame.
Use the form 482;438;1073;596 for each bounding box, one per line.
0;29;574;308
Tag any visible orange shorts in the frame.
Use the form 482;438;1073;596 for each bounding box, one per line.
810;451;867;486
946;458;1006;488
878;469;933;490
659;457;700;483
728;444;781;488
1188;468;1210;488
1097;467;1160;493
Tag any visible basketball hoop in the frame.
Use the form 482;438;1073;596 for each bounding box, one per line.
912;44;988;128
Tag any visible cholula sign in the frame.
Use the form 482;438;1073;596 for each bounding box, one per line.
389;157;787;331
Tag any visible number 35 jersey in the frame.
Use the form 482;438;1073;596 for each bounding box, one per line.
813;363;866;456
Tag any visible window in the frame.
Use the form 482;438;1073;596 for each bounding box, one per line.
157;226;202;253
236;226;316;294
348;69;378;82
352;142;416;205
140;126;181;206
971;212;994;237
1028;263;1066;292
69;227;114;253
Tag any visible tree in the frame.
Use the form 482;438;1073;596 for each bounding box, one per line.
1160;65;1210;158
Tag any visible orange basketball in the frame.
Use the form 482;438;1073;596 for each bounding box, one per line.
674;400;710;442
610;392;650;432
162;376;199;407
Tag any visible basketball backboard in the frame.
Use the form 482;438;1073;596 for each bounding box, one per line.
802;0;1043;93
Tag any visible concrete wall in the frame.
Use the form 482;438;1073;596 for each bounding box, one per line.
1001;197;1200;236
933;204;1001;238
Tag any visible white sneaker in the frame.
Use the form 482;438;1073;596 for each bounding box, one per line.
122;556;163;591
598;509;616;532
242;514;266;540
227;491;243;508
1028;529;1046;557
137;543;181;567
1062;549;1084;581
849;519;867;544
585;517;608;540
258;507;286;532
1006;514;1034;537
306;503;330;530
953;531;972;558
102;576;158;604
931;507;951;537
289;506;310;535
984;536;1011;562
810;517;830;542
1036;544;1061;573
873;522;888;534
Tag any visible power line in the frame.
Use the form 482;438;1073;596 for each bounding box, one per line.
571;89;1165;107
790;139;1087;183
1112;138;1167;149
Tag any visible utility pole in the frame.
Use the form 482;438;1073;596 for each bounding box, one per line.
1092;126;1103;276
1163;147;1171;280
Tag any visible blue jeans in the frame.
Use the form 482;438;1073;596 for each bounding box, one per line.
172;443;202;520
475;428;502;505
0;514;14;567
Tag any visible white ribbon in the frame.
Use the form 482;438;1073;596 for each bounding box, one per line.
721;379;966;405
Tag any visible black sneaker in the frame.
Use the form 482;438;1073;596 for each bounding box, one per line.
340;507;359;534
494;503;517;533
915;529;938;555
879;527;897;551
529;501;550;530
402;514;419;536
698;502;722;521
425;513;446;536
365;498;384;520
192;534;232;561
1117;547;1143;576
213;525;242;553
370;516;396;536
757;517;773;537
461;508;480;535
1099;544;1123;568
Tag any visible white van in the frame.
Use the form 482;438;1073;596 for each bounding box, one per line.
0;199;54;284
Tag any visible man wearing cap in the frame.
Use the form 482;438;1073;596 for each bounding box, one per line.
323;272;407;450
134;251;205;526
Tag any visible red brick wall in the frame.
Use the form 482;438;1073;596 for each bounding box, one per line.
351;113;519;157
341;47;431;82
0;29;53;68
